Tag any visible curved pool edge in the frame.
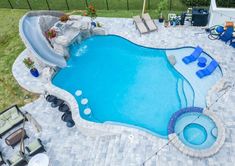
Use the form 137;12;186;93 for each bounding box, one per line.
51;35;223;142
167;108;225;158
44;81;167;143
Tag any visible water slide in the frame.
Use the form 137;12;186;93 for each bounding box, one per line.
19;11;67;68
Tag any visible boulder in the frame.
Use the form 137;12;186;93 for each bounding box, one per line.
168;55;176;65
92;27;106;35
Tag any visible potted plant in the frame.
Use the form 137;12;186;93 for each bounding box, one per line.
23;57;39;77
159;13;164;23
157;0;169;23
45;29;56;39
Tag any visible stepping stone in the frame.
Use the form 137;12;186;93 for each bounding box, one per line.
168;55;176;65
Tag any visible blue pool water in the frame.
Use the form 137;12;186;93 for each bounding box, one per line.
183;123;207;145
52;35;194;138
174;112;217;149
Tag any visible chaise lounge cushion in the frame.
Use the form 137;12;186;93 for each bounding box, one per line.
0;105;25;137
26;139;45;156
0;123;12;135
7;152;27;166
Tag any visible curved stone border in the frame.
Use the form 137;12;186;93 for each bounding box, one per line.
168;107;225;158
168;107;203;134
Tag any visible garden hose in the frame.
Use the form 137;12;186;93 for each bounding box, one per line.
207;25;224;40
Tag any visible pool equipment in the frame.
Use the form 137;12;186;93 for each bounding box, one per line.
192;8;209;26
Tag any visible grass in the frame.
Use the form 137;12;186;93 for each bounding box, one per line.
0;9;39;112
0;0;188;11
0;6;186;112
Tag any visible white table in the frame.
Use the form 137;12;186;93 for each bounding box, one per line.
28;153;49;166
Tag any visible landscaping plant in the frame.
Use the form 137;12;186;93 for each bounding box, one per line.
23;57;35;70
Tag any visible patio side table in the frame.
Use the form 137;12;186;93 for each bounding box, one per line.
198;57;207;67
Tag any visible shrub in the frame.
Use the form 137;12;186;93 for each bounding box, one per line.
157;0;169;17
84;3;97;19
45;29;57;39
181;0;210;6
181;0;235;7
23;57;35;69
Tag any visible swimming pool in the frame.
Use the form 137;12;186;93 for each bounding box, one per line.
52;35;219;138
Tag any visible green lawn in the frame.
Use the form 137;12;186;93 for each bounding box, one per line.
0;0;188;11
0;9;39;112
0;7;183;112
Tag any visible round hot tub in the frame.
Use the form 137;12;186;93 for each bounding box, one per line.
183;123;207;145
174;112;217;149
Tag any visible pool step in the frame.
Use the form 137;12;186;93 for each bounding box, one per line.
177;79;187;108
183;80;195;107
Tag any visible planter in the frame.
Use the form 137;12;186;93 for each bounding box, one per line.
159;18;164;23
30;68;39;77
164;21;169;27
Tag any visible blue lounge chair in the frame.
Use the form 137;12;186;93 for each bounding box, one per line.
219;27;234;43
196;60;218;78
230;39;235;48
182;46;203;64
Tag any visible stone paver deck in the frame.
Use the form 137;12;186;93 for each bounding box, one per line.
5;17;235;165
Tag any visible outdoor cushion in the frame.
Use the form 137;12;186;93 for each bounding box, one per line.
28;140;41;151
11;153;22;163
7;152;26;166
8;107;18;115
0;120;5;127
0;105;25;137
10;116;24;125
0;123;11;134
133;15;148;34
3;111;12;119
11;112;19;120
26;139;45;156
5;128;27;148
